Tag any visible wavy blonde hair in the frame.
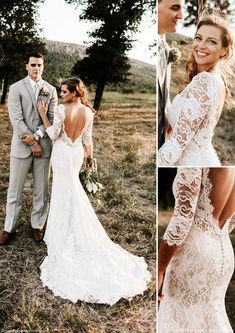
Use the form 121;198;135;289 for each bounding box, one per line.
186;13;235;105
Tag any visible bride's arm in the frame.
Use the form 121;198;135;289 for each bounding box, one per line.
158;167;202;297
82;114;94;169
37;101;63;140
158;72;215;166
229;213;235;233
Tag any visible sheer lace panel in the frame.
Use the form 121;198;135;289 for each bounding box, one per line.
46;104;65;140
158;72;214;166
82;116;93;146
229;213;235;233
163;168;202;246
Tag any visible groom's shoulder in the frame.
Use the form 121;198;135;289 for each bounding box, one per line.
42;80;56;91
9;78;27;90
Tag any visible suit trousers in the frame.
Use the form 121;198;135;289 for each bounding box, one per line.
4;155;50;232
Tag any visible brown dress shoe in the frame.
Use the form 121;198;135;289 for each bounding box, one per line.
32;228;44;242
0;231;16;245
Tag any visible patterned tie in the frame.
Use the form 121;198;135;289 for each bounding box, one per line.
34;83;40;100
158;37;168;91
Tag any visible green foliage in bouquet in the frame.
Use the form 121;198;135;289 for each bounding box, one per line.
79;158;104;195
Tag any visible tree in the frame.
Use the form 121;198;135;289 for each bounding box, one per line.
0;0;46;104
184;0;234;27
66;0;151;110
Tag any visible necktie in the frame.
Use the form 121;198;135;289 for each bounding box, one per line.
34;83;40;100
158;37;168;90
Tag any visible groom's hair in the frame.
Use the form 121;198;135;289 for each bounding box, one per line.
26;53;44;64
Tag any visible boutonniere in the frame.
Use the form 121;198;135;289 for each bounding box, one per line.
168;41;181;66
38;85;50;97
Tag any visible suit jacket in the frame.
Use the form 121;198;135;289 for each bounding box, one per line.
8;77;58;158
158;35;171;149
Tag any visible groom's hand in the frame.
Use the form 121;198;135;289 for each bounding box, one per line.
21;134;35;146
31;143;43;158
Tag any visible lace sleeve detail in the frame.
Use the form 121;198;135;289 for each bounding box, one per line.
163;168;202;246
82;115;93;146
46;104;65;140
158;72;214;166
229;213;235;233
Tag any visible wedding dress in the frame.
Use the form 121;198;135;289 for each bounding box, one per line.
158;71;225;166
40;104;151;305
158;168;235;333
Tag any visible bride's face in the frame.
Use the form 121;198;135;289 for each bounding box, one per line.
192;25;228;72
60;84;76;102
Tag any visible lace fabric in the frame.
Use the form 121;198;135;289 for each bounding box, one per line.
46;104;93;146
158;72;223;166
40;104;151;305
159;168;235;333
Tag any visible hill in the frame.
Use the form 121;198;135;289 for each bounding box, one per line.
43;39;155;93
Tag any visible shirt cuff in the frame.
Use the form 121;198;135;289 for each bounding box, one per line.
36;129;44;138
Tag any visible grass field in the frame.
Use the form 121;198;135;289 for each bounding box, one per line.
158;210;235;330
0;92;156;333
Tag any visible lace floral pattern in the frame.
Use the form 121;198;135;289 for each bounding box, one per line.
40;104;151;305
46;104;93;146
159;168;234;333
163;168;202;246
158;72;223;166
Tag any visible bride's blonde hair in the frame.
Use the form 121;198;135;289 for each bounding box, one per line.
186;12;235;105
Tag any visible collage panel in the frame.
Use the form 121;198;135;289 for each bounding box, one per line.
0;1;156;332
157;0;235;332
158;167;235;332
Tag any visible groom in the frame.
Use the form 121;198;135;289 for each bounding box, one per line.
158;0;183;148
0;53;57;245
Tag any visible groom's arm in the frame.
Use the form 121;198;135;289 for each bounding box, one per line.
8;84;32;137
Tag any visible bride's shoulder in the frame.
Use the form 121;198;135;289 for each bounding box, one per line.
193;71;216;82
84;105;94;119
189;71;218;91
56;104;65;117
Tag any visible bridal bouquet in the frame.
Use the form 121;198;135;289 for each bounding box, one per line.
79;158;104;194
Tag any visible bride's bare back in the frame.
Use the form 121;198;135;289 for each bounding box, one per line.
209;168;235;229
63;102;93;143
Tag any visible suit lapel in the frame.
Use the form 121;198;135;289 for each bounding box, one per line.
23;77;37;110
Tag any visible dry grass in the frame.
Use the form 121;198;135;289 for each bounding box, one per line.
169;40;235;165
0;92;156;333
158;210;235;330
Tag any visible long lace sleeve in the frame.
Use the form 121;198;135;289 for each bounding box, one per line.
229;213;235;233
46;104;64;140
82;115;93;146
163;168;202;246
158;72;214;166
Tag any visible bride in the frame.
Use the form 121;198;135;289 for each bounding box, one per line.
36;77;151;305
158;167;235;332
158;14;235;166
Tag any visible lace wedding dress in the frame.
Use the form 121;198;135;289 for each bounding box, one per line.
158;168;235;333
40;104;151;305
158;71;225;166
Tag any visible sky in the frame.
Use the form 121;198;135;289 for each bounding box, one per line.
38;0;156;65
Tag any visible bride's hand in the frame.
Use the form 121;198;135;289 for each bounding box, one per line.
37;100;48;116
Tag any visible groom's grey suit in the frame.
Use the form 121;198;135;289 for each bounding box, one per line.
158;35;171;149
4;77;57;232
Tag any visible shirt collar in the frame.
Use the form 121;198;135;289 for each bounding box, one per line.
27;76;42;89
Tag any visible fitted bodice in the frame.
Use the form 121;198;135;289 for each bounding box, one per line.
158;71;225;166
159;168;235;333
46;104;93;147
